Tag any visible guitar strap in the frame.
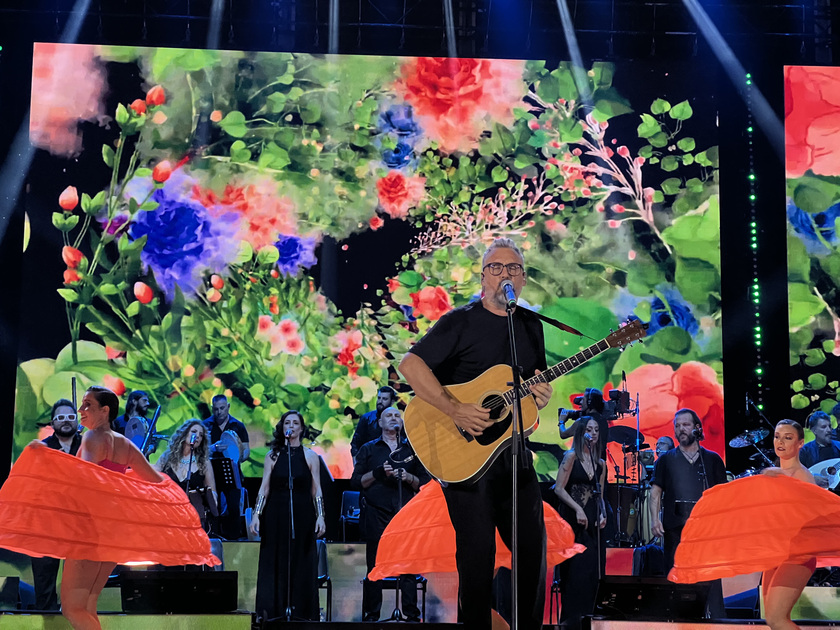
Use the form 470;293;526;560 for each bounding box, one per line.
528;309;584;337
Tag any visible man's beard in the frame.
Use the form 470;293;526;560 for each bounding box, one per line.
678;432;696;447
55;423;77;438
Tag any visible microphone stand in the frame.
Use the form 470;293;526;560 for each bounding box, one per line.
387;426;407;622
695;430;711;491
606;448;624;544
505;291;526;630
587;437;603;580
285;432;295;622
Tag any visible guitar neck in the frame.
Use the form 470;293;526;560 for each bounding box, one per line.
502;338;612;406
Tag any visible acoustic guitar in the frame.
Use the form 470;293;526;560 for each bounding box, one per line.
403;319;647;483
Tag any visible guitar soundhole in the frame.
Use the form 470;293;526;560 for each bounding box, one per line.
476;394;510;446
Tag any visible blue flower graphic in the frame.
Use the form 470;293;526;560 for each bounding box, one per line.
130;187;238;299
379;105;421;138
382;142;413;169
648;290;699;336
787;198;840;253
275;235;318;276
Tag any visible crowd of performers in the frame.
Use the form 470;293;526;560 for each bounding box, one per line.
4;238;840;630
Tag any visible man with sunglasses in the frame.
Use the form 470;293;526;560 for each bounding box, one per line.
399;237;552;629
30;398;82;610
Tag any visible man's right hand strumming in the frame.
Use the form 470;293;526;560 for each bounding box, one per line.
452;402;492;436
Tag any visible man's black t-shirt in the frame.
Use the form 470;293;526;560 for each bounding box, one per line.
651;447;727;530
202;416;250;447
42;433;82;456
351;438;431;514
408;300;547;384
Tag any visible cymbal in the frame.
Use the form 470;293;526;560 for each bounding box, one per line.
623;443;651;453
609;425;644;445
745;428;769;443
729;434;752;448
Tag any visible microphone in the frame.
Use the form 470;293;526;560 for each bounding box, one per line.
584;432;593;442
189;433;197;447
284;428;293;439
692;427;704;440
501;280;517;308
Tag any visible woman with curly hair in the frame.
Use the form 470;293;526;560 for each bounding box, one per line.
250;410;326;621
155;420;218;531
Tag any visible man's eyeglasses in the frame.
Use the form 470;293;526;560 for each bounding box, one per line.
54;414;77;422
483;262;524;276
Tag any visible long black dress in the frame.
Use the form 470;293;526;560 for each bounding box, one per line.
557;456;606;630
255;446;319;621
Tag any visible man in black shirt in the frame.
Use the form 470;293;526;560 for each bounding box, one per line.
399;238;553;630
350;385;398;460
112;390;150;436
650;408;727;617
202;394;250;539
799;411;840;487
31;398;82;610
352;406;430;621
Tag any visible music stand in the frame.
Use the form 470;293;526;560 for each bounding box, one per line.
211;457;238;494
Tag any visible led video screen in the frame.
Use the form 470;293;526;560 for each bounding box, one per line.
15;44;722;480
786;65;840;436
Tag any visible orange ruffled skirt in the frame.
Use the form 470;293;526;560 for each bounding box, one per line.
369;481;584;580
669;474;840;584
0;445;220;567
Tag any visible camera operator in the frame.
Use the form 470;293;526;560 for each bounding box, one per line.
559;388;609;458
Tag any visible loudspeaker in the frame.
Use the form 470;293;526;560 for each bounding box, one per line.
120;570;238;613
595;576;710;621
0;577;19;610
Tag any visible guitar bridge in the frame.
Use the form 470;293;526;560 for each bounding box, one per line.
457;426;475;443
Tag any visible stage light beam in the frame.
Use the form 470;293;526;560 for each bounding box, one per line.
554;0;592;105
681;0;783;160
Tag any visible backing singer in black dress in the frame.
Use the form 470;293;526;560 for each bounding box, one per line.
251;411;326;621
554;417;607;630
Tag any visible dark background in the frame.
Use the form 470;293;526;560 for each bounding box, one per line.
1;0;834;484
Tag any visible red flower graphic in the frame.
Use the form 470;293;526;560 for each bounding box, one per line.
146;85;166;107
59;186;78;211
376;171;425;219
133;282;153;304
603;362;725;480
410;286;452;321
785;66;840;178
63;269;80;285
130;99;147;115
152;160;172;183
103;374;126;396
395;57;525;153
62;246;84;269
370;215;385;231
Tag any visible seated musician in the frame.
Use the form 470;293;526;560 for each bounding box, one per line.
559;388;608;458
202;394;250;539
112;390;150;435
154;420;219;533
799;410;840;487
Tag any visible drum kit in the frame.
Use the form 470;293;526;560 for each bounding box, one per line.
727;427;775;477
605;425;655;547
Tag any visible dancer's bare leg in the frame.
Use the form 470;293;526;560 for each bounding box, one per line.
86;562;115;619
763;559;815;630
61;559;109;630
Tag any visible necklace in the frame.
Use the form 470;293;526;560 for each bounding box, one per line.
178;456;193;466
680;448;699;464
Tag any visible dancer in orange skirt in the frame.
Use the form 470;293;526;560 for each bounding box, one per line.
671;419;830;630
0;385;219;630
62;386;169;629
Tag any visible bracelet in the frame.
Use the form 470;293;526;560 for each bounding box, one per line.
254;493;266;517
315;495;325;519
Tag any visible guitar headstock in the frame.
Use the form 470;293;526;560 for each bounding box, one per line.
605;319;648;348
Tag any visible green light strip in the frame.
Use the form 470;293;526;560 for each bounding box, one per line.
746;72;763;409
